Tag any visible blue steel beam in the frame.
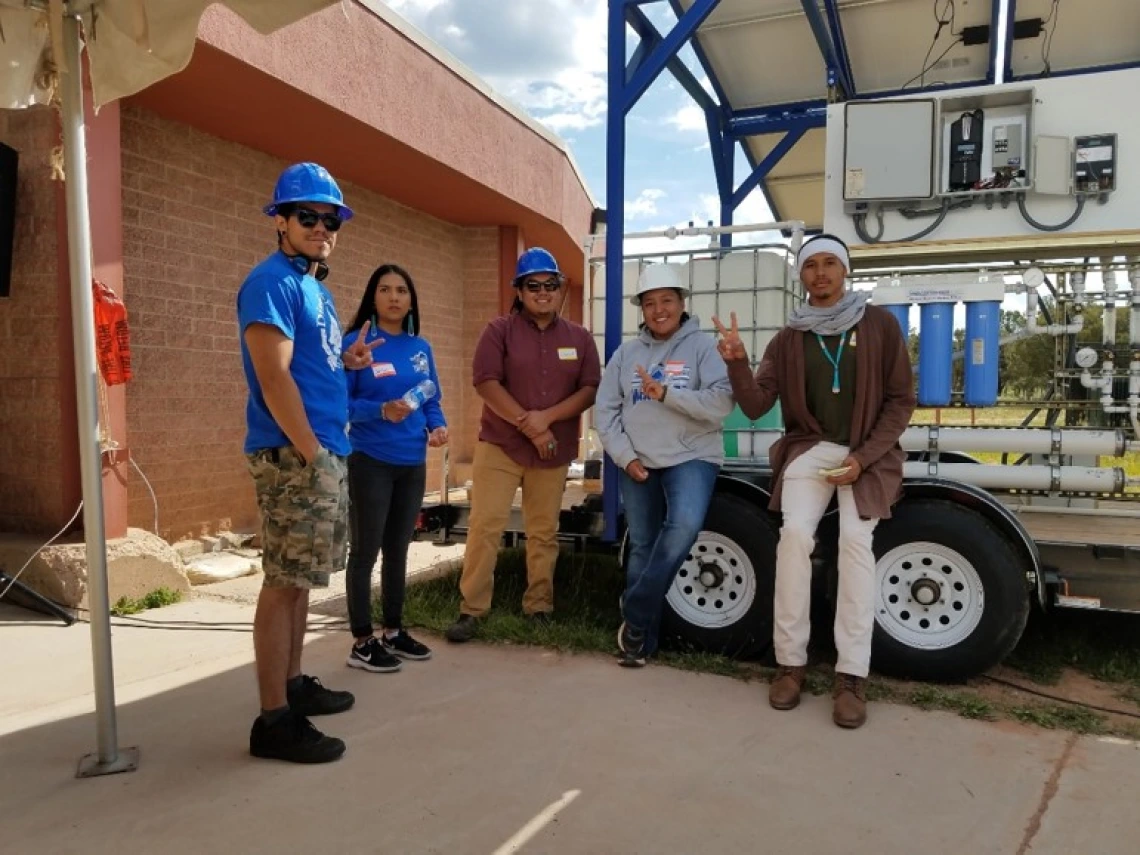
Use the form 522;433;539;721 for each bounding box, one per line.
822;0;856;95
799;0;854;98
625;4;719;115
621;0;720;114
666;0;733;107
603;0;629;540
730;128;807;210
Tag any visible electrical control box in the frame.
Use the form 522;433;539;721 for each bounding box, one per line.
948;110;985;190
1074;134;1117;194
992;123;1025;170
842;99;936;209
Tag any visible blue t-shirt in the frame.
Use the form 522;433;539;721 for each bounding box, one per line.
345;328;446;466
236;252;351;456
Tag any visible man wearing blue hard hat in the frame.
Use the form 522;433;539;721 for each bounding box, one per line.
237;163;379;763
445;247;601;642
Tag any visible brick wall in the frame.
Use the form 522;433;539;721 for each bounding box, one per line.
0;107;71;534
120;106;500;541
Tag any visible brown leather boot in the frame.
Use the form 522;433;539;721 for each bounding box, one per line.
832;673;868;729
768;665;807;710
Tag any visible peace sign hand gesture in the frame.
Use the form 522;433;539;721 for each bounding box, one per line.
635;365;666;402
342;319;385;371
713;312;748;363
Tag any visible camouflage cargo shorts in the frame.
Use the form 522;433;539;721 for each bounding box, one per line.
246;446;349;589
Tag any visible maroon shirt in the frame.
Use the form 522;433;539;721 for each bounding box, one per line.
472;312;601;468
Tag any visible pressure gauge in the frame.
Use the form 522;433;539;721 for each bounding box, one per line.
1075;347;1098;369
1022;266;1046;288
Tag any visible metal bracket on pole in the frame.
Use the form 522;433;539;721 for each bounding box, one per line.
60;11;139;779
799;0;854;100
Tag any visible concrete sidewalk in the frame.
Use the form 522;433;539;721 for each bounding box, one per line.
2;597;1137;855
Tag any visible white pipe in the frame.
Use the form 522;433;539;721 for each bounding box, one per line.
1071;270;1086;305
905;462;1125;493
900;426;1127;457
622;220;806;242
1102;258;1118;347
1025;285;1083;336
1129;256;1140;347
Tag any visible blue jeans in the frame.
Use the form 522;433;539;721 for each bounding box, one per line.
620;459;719;655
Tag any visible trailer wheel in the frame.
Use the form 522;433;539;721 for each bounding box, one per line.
658;492;778;658
871;499;1029;682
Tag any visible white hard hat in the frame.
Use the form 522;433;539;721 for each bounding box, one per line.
630;263;689;305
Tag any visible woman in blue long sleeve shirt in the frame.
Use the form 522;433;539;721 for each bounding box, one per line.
343;264;447;672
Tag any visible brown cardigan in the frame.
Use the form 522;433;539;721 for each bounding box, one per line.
727;304;916;520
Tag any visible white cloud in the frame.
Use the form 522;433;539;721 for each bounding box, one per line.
387;0;608;133
626;188;666;220
667;104;706;133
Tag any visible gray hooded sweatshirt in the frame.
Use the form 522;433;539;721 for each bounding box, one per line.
595;316;734;471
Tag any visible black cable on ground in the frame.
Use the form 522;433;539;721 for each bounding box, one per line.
981;673;1140;720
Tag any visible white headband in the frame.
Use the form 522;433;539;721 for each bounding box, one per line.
797;238;850;274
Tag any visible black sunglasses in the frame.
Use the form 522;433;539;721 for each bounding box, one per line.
522;279;561;293
294;207;343;232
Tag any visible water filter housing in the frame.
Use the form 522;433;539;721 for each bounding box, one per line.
964;300;1001;406
918;302;954;406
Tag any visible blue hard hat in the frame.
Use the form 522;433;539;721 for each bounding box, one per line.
264;162;354;221
514;247;561;282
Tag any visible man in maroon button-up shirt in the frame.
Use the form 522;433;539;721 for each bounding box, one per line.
446;249;600;642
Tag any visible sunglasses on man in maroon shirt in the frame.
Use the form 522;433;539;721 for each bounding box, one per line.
522;278;562;292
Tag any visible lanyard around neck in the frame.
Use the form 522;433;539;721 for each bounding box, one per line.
815;331;847;394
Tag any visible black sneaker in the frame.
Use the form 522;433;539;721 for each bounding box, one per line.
445;614;480;643
347;637;403;673
617;621;647;668
382;630;432;661
287;674;356;715
250;711;346;764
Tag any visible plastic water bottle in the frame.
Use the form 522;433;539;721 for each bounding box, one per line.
401;379;437;411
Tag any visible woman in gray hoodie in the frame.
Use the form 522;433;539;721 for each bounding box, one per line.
595;264;734;666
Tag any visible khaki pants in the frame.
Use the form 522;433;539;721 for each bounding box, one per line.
775;441;878;677
459;441;569;617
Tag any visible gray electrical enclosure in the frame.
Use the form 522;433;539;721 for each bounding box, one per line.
843;99;936;205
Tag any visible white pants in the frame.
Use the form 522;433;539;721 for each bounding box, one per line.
774;441;878;678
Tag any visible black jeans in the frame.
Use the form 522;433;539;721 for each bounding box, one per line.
346;451;426;638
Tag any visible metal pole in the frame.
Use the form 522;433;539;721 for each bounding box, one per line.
602;0;627;543
60;12;139;779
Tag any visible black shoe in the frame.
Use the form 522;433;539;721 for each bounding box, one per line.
287;675;355;716
617;621;647;668
445;614;480;643
347;637;403;673
382;630;432;660
527;612;553;627
250;711;346;764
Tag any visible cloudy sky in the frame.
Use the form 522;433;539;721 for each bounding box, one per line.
385;0;776;250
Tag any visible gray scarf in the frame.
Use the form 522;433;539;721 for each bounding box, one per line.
787;289;868;336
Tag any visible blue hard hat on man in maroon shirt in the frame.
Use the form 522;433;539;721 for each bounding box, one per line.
513;247;562;282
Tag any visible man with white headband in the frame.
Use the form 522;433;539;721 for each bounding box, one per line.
713;233;915;729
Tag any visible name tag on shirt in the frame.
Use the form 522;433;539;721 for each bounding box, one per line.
558;347;578;361
371;362;396;378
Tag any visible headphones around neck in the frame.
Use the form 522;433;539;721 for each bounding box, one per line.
285;253;329;282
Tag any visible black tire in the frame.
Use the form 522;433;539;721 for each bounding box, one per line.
656;492;778;659
871;498;1030;682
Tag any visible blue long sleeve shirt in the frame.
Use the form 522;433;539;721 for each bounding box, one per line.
344;328;446;466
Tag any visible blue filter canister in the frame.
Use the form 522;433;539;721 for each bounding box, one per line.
964;300;1001;407
918;302;954;406
885;304;910;336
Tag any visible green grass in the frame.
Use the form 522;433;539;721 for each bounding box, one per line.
110;587;182;616
404;550;1140;738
